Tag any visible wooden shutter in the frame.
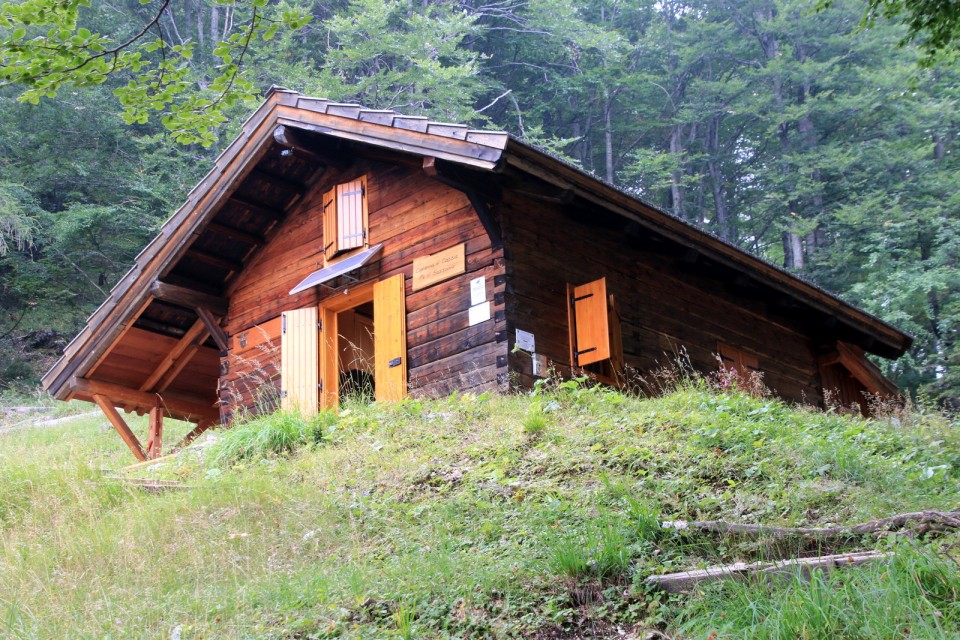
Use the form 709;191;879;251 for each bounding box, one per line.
322;186;337;258
718;342;759;378
373;274;407;402
608;295;624;375
337;177;366;252
281;307;318;415
568;277;611;367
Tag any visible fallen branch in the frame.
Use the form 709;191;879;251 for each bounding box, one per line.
661;510;960;539
646;551;891;593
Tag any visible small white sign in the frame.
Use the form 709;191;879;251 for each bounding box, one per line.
470;276;486;306
468;301;491;326
532;353;548;377
516;329;535;352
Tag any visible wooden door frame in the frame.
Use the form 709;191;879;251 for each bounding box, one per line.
318;282;376;409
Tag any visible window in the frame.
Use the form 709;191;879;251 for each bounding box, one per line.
567;277;624;384
717;342;760;379
323;176;368;262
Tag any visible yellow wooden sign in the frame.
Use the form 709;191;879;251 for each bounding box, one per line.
412;243;466;291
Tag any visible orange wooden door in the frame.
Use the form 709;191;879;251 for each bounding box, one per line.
373;274;407;402
281;307;319;415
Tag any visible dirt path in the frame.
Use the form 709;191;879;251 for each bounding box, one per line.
0;410;98;435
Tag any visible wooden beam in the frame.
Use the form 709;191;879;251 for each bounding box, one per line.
228;194;283;217
422;157;502;249
155;344;204;393
76;378;217;422
273;125;327;165
251;167;306;193
147;407;163;459
185;249;243;274
140;319;209;392
195;307;229;354
836;342;900;397
92;394;146;461
150;281;229;317
206;222;265;247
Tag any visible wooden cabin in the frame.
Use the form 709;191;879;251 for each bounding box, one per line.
42;89;911;460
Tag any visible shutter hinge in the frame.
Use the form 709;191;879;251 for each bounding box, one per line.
388;357;402;368
317;320;322;331
571;292;594;305
280;390;288;398
281;314;286;334
318;380;323;392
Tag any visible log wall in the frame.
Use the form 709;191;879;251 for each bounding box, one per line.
220;158;507;420
499;192;824;406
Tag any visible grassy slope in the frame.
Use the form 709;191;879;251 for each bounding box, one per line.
1;382;959;639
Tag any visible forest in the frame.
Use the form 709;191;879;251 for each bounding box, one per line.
0;0;957;406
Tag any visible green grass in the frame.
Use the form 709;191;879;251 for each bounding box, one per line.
0;381;959;638
679;540;960;639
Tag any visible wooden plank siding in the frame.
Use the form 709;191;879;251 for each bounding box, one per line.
220;158;508;419
499;192;824;405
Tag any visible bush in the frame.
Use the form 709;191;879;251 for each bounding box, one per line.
209;410;333;466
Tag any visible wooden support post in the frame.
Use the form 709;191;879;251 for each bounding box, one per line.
172;420;216;451
147;406;163;459
92;394;146;461
195;307;229;354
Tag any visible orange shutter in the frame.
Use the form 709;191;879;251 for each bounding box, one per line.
718;342;759;377
569;277;611;367
718;342;739;372
322;187;337;259
281;307;318;415
337;177;366;252
373;274;407;402
741;352;759;374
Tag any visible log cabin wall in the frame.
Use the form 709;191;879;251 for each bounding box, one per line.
219;157;507;421
499;190;824;405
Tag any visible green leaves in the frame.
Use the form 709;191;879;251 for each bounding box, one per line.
0;0;311;147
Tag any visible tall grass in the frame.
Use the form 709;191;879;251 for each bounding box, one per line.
208;409;333;466
679;541;960;639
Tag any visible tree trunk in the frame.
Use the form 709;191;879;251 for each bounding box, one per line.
670;124;685;219
604;98;615;183
783;230;804;270
707;115;730;240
